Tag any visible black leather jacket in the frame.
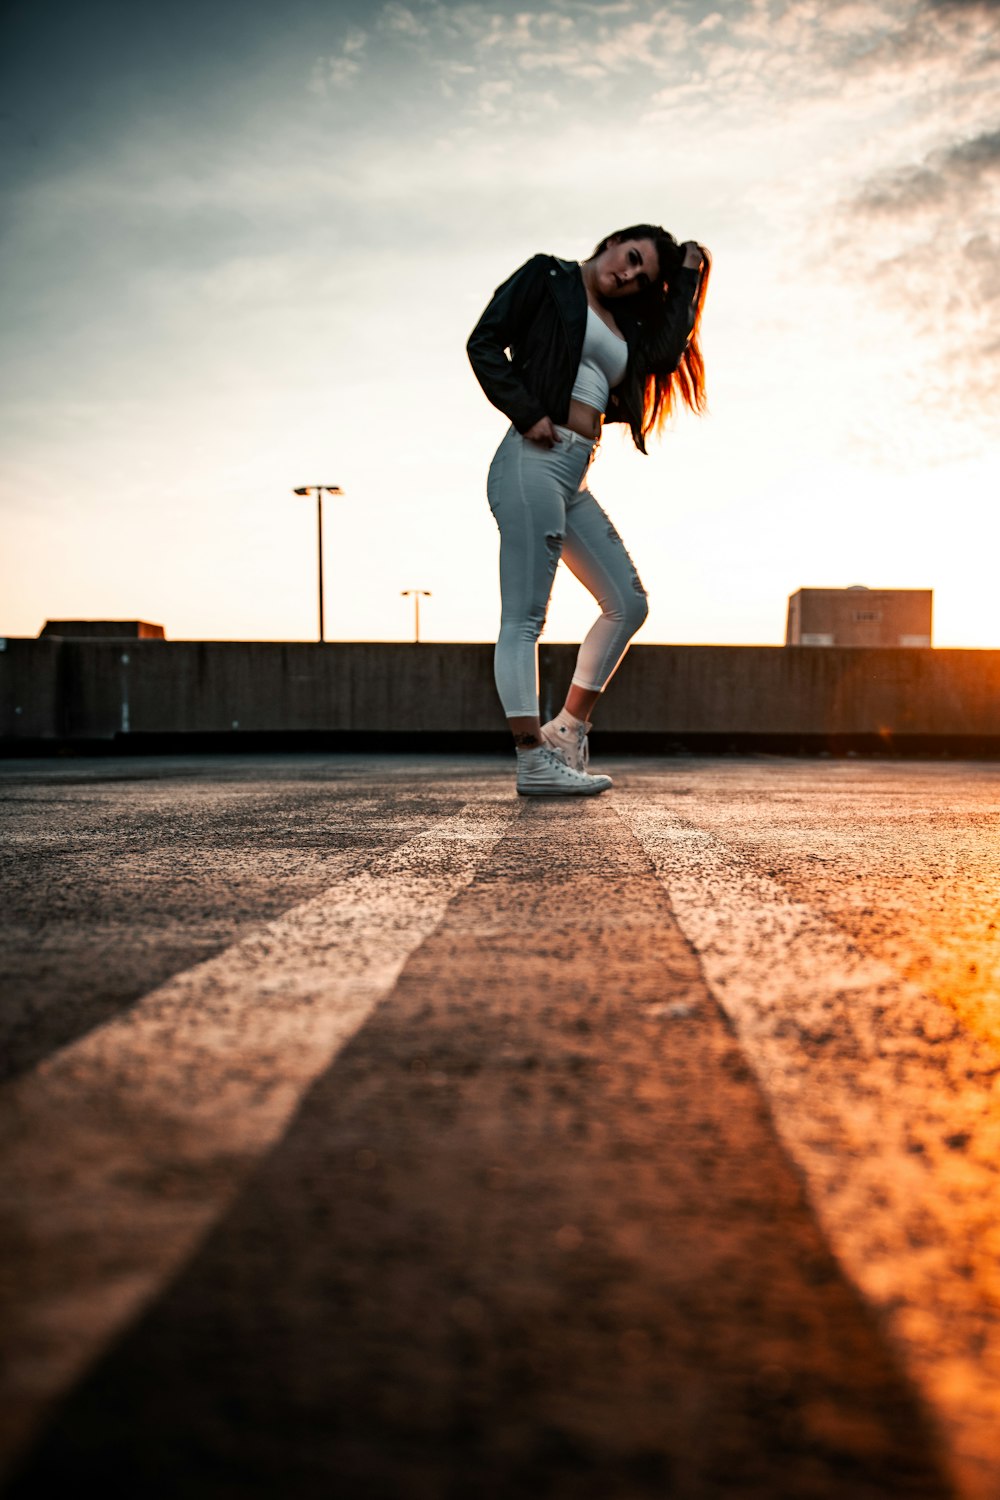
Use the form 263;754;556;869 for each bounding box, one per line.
466;254;701;453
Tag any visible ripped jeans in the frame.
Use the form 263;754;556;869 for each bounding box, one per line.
486;424;649;718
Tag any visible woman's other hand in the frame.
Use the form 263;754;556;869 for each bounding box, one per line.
681;241;706;272
524;416;561;449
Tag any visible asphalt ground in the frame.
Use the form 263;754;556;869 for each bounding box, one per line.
2;753;999;1499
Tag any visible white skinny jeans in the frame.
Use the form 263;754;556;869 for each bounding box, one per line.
486;424;649;718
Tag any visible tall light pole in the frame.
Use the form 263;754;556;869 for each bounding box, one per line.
401;589;431;643
292;485;343;643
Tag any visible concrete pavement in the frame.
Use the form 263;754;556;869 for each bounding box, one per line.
2;754;999;1498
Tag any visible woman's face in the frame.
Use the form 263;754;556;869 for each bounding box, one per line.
592;236;660;299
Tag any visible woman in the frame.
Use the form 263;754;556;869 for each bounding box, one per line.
467;223;710;796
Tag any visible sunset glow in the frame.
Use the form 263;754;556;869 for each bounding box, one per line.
1;0;997;647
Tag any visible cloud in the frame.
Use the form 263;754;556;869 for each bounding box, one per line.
841;85;1000;435
378;3;428;37
856;127;1000;213
923;0;1000;11
5;0;999;486
367;0;687;97
309;25;367;92
661;0;1000;450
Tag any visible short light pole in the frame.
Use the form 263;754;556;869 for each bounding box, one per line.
401;589;431;643
292;485;344;643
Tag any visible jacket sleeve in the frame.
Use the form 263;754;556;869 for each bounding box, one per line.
636;265;703;378
466;255;550;433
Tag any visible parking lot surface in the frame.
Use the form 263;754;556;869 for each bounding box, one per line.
2;753;999;1498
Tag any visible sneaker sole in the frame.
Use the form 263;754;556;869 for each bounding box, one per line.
516;781;612;797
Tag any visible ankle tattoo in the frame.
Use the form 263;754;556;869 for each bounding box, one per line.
513;732;541;749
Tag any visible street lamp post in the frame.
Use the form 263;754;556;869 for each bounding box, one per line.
292;485;344;643
401;589;432;644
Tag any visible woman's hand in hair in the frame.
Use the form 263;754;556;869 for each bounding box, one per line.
681;241;706;272
524;416;561;449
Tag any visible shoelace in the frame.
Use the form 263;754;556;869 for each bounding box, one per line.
527;747;584;781
545;724;590;770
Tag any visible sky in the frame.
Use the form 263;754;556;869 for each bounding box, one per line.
1;0;997;647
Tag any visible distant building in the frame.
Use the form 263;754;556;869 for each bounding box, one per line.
785;588;932;648
39;620;166;639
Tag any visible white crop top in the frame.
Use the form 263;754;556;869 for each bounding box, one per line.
570;304;629;413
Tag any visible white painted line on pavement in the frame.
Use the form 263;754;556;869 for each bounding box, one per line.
616;794;1000;1500
0;796;516;1477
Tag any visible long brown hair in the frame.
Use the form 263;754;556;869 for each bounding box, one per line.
590;224;711;449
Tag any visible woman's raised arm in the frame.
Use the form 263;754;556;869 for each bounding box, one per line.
638;244;707;378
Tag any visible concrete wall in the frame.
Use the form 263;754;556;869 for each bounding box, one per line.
3;637;1000;749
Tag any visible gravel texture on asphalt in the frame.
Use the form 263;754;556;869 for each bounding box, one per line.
4;754;999;1498
0;755;473;1081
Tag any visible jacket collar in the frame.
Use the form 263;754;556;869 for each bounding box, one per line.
546;257;588;357
548;255;640;353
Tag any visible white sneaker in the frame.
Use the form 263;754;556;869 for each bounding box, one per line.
515;745;612;797
541;715;592;772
